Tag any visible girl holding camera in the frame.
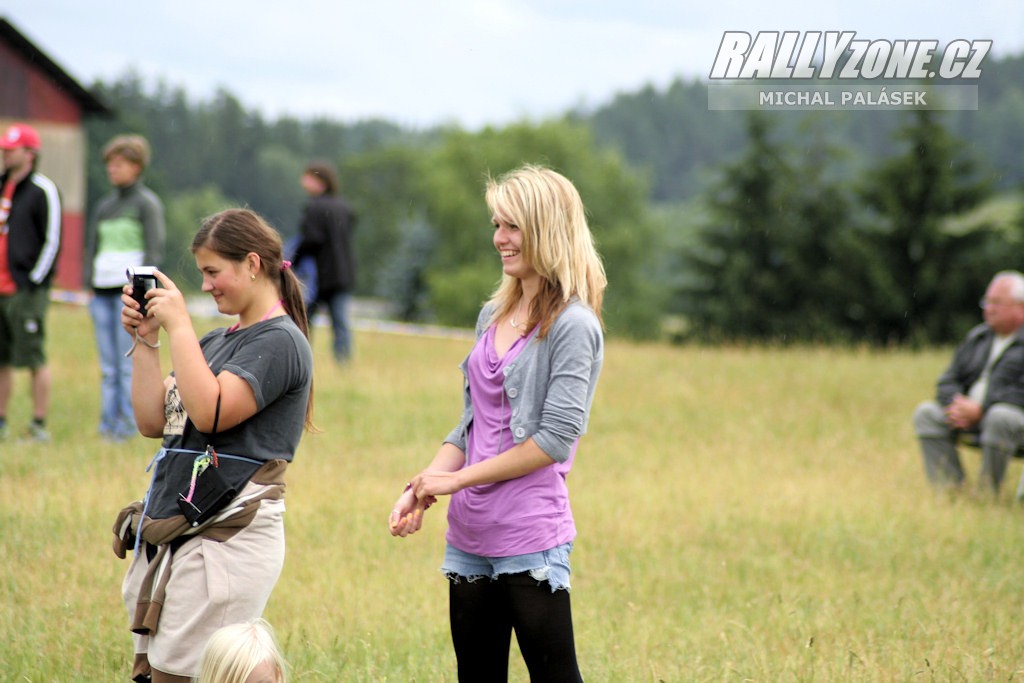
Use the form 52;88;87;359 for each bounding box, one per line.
114;208;313;682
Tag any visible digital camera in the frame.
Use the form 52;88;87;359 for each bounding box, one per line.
127;266;158;315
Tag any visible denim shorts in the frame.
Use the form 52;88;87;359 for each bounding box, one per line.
442;541;574;593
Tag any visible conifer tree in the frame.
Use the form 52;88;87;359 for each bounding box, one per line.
857;108;992;344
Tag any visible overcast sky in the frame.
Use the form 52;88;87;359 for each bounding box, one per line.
3;1;1023;129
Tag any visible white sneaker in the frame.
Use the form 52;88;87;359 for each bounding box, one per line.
27;423;50;442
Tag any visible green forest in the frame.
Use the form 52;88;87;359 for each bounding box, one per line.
83;52;1024;345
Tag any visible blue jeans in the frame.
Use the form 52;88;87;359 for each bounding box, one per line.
90;292;136;438
309;291;352;362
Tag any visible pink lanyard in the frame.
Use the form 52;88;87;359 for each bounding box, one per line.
227;300;283;334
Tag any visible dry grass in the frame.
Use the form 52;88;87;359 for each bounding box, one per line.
2;304;1023;681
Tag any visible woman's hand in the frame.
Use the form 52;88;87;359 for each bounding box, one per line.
121;284;161;341
142;270;191;335
388;486;437;538
410;470;464;499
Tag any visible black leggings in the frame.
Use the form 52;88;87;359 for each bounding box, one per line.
449;571;583;683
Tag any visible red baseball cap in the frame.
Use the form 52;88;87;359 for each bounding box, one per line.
0;123;41;151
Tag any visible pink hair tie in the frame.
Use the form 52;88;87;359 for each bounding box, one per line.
280;260;292;271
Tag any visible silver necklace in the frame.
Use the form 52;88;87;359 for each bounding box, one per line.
510;299;527;329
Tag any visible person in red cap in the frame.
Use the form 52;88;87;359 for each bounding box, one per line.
0;122;62;442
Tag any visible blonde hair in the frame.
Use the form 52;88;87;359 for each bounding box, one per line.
485;164;606;337
196;619;287;683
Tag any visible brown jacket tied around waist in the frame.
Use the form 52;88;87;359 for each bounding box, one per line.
111;459;288;635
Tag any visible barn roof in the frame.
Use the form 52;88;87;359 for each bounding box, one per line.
0;17;110;115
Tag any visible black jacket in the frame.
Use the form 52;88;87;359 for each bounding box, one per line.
935;323;1024;411
1;170;62;289
294;193;356;297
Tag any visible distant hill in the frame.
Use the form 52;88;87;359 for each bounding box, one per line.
575;53;1024;203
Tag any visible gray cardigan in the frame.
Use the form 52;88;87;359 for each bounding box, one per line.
444;300;604;463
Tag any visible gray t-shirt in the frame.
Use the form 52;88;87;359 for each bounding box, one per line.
144;316;313;520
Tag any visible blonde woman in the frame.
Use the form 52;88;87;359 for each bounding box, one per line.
196;619;287;683
390;164;606;682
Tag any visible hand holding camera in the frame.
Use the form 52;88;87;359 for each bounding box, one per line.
122;267;190;338
126;266;159;316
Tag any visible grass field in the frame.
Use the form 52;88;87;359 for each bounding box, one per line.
2;303;1023;681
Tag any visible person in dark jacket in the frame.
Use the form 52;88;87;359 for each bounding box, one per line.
0;122;61;442
293;161;356;363
912;270;1024;497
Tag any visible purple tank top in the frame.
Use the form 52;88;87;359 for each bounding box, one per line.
446;323;577;557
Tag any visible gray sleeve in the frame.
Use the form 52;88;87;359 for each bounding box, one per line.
530;306;604;463
221;327;309;410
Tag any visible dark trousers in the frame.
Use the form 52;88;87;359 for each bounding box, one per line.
449;572;583;683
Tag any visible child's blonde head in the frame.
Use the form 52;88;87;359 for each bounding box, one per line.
196;619;287;683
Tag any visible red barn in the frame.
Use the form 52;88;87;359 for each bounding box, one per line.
0;16;109;291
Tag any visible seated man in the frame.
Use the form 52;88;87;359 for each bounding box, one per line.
912;270;1024;496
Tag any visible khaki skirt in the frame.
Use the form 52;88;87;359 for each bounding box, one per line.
121;485;286;678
